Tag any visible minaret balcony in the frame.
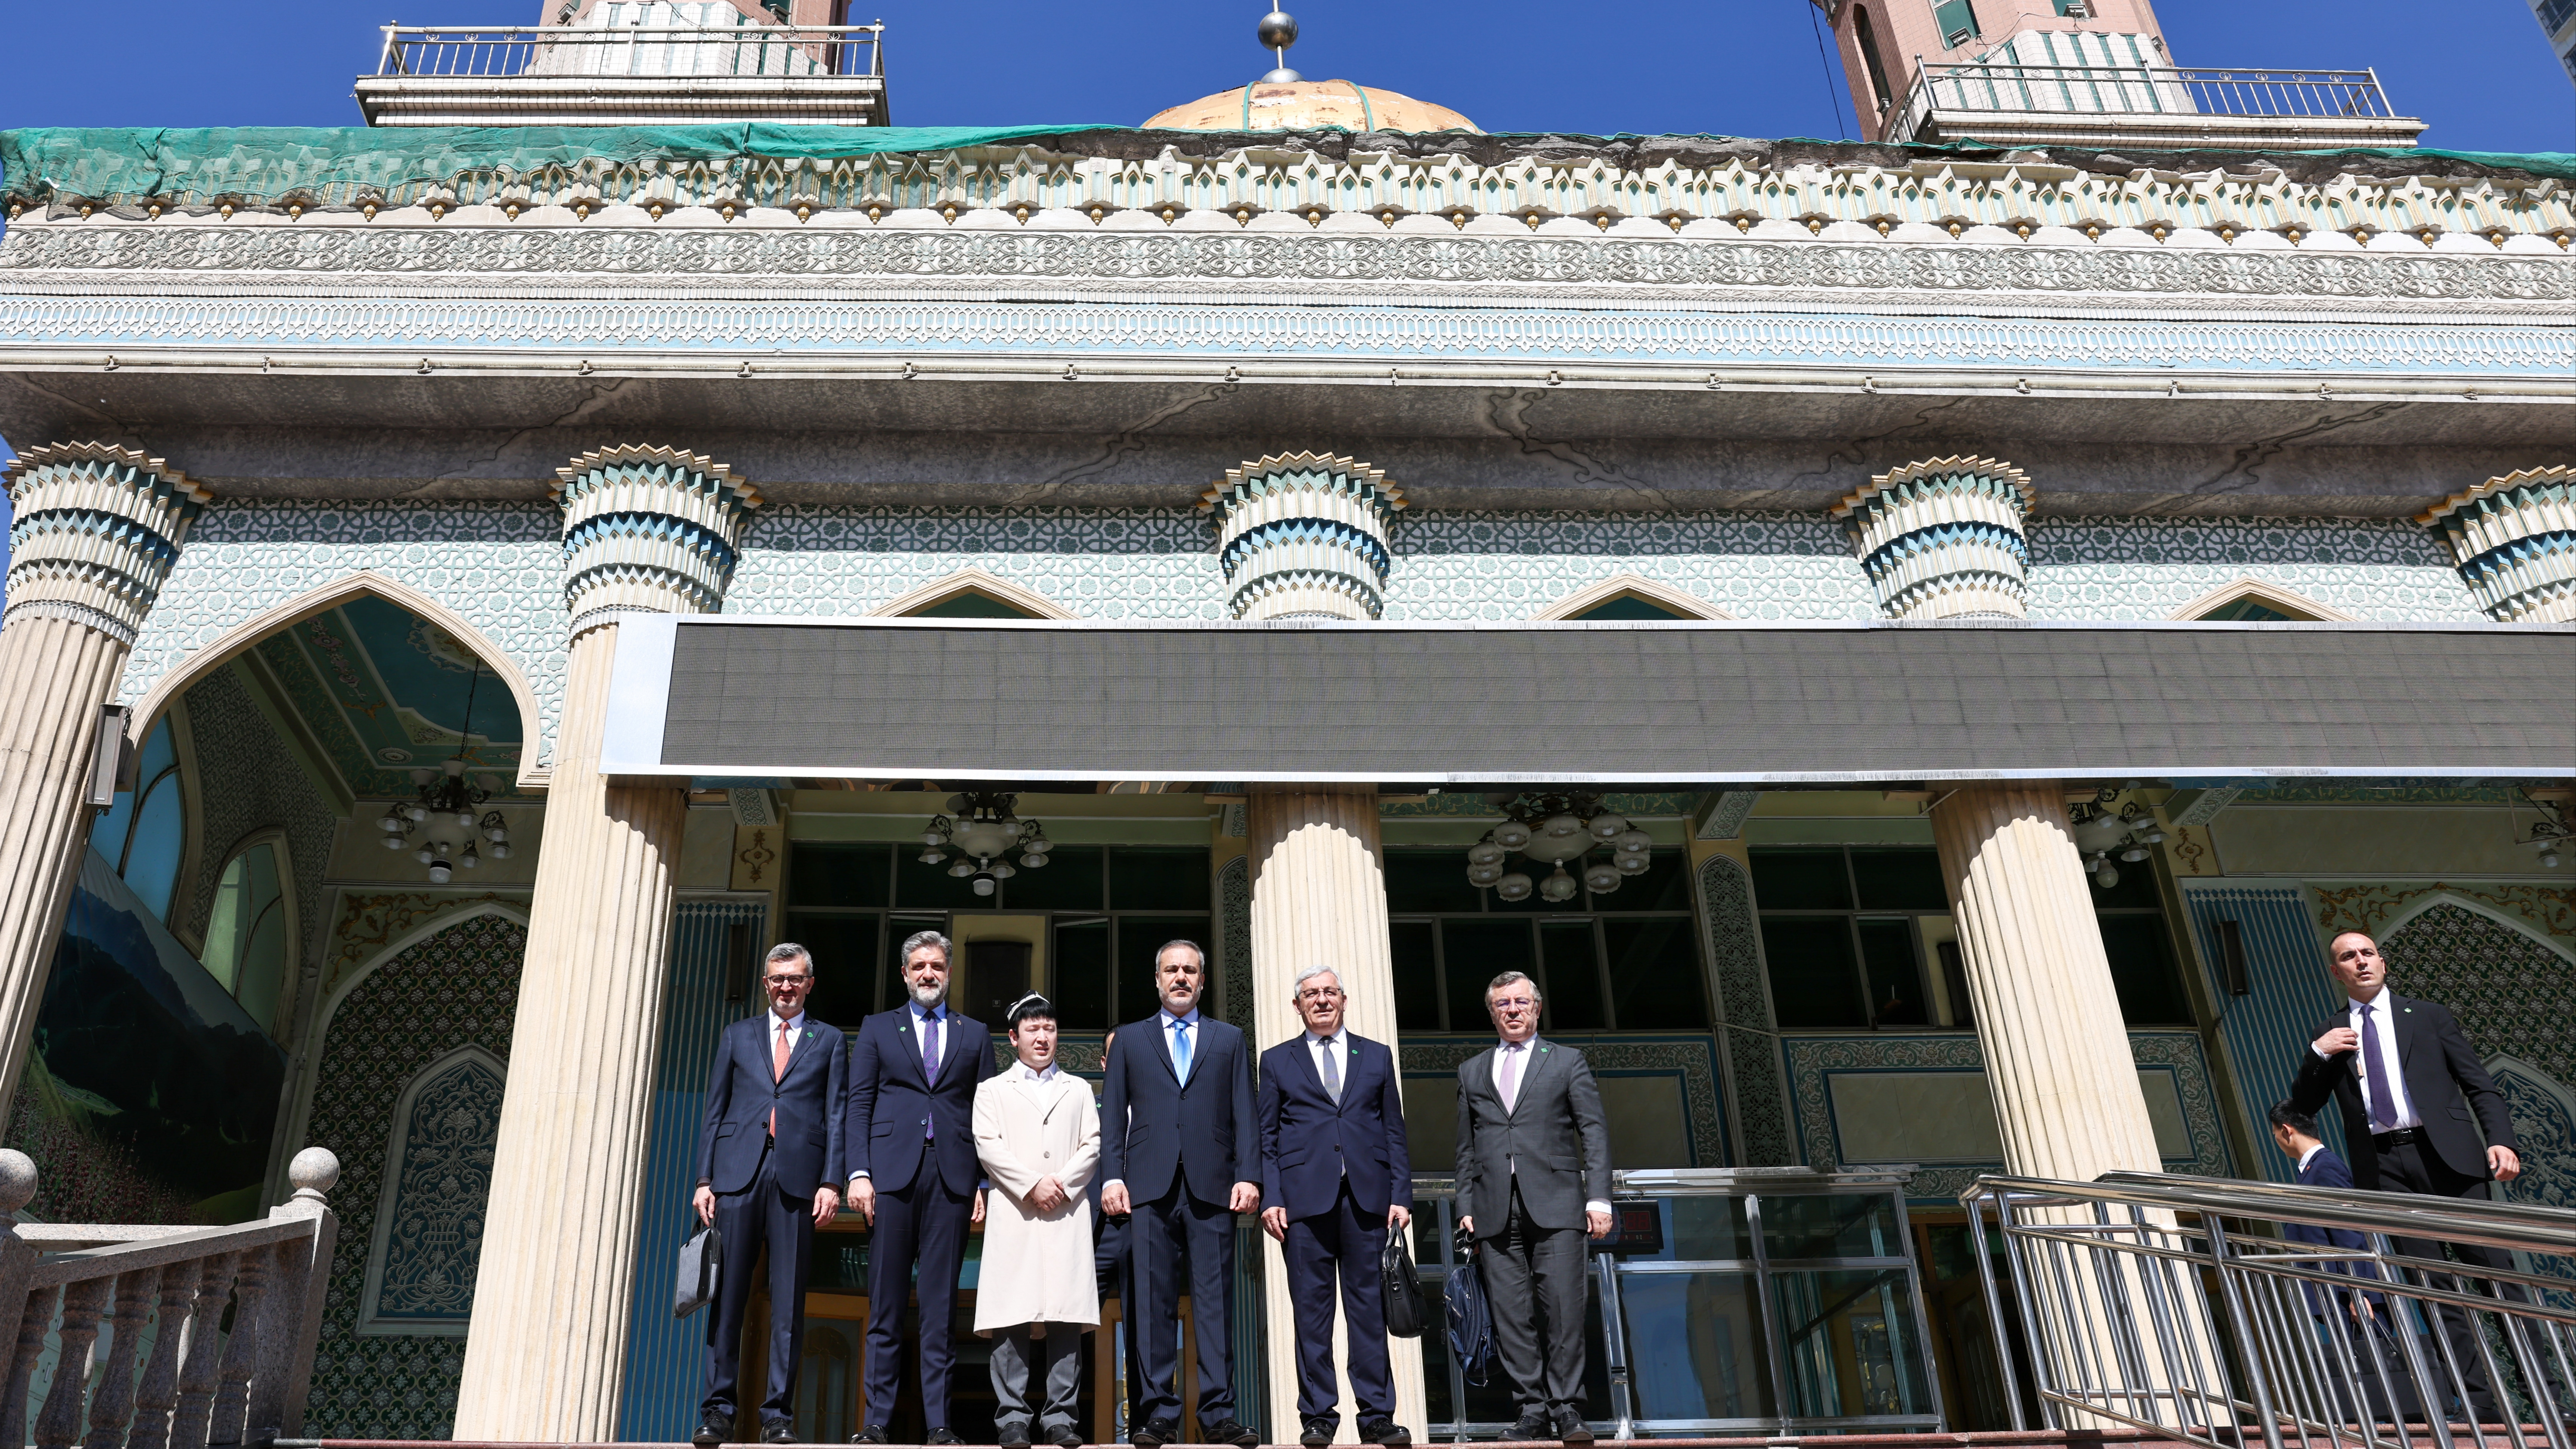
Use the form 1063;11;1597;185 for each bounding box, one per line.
1887;62;2426;149
356;22;888;128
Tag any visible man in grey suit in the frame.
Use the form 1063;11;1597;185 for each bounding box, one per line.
1454;970;1613;1444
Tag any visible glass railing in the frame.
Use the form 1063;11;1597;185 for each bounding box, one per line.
1408;1167;1941;1440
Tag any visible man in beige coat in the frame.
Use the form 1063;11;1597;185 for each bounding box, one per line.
973;994;1101;1449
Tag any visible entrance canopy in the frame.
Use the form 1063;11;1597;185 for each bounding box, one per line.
600;616;2576;789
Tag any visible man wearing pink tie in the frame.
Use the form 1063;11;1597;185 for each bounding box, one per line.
1453;970;1614;1445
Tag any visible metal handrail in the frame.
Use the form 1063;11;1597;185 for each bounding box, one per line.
371;23;886;81
1887;60;2400;143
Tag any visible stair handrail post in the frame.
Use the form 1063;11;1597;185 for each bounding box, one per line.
249;1149;340;1441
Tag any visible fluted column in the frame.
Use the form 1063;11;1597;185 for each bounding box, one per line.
1832;456;2034;620
453;447;759;1439
1929;784;2161;1181
0;445;210;1126
1202;453;1407;620
2418;466;2576;623
1244;785;1426;1443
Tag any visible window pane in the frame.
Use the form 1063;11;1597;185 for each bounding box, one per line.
788;843;890;909
1622;1272;1774;1422
1668;1197;1752;1261
1005;845;1103;910
202;851;251;991
1856;918;1928;1027
1108;848;1210;911
1761;1191;1903;1259
237;894;288;1032
2102;913;2190;1025
1540;921;1606;1031
787;912;880;1027
1931;0;1978;44
1390;921;1441;1032
122;773;185;923
1851;848;1947;912
1442;920;1533;1031
1749;848;1852;911
1602;848;1691;912
1604;917;1710;1029
1384;849;1485;914
1051;919;1110;1030
895;843;990;909
1120;917;1209;1026
1758;917;1867;1029
1770;1267;1932;1418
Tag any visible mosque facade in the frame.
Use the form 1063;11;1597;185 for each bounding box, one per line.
0;0;2571;1440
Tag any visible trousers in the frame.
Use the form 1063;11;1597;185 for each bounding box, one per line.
1479;1180;1588;1417
2377;1139;2568;1420
1128;1180;1238;1431
702;1145;813;1426
1284;1179;1394;1423
990;1322;1083;1436
863;1173;974;1430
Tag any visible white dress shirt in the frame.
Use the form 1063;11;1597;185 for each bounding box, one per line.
1488;1037;1609;1216
2298;1143;2325;1174
770;1006;806;1042
1306;1030;1348;1099
2311;988;2422;1131
1016;1060;1060;1083
1103;1007;1206;1196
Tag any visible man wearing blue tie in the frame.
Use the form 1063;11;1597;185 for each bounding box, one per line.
1258;966;1413;1448
1100;940;1263;1449
844;931;994;1444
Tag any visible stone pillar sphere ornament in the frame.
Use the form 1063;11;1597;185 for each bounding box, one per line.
1831;456;2036;620
2417;466;2576;623
1199;452;1407;620
1;443;213;644
550;445;761;635
0;1149;35;1215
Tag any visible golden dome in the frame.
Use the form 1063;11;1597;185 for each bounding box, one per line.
1143;78;1479;134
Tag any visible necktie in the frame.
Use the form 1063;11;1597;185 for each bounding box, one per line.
771;1018;792;1137
1499;1043;1521;1114
2360;1004;2397;1130
922;1010;940;1140
1173;1019;1193;1084
1320;1037;1342;1103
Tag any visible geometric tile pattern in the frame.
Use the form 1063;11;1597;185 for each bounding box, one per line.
2027;515;2482;620
2379;902;2576;1106
301;911;526;1440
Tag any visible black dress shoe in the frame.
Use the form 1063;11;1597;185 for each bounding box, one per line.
1553;1407;1593;1444
849;1428;890;1445
1209;1419;1262;1448
1300;1416;1337;1448
927;1430;964;1446
1504;1413;1552;1442
1358;1419;1409;1447
998;1422;1035;1449
1131;1424;1176;1449
762;1425;798;1445
694;1414;733;1448
1053;1428;1086;1449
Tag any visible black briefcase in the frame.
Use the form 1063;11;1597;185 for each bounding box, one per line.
675;1223;723;1319
1382;1231;1425;1339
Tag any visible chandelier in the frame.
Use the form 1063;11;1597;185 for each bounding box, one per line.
2067;791;2163;889
377;663;512;884
920;792;1053;897
1464;792;1654;903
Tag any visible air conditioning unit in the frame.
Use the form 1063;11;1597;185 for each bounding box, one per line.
1944;25;1975;46
2062;0;2092;16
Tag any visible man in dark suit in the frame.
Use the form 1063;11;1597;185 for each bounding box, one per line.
692;943;847;1446
2266;1103;2421;1424
1100;939;1263;1449
1454;969;1612;1445
1259;966;1414;1449
2287;929;2551;1421
844;929;994;1445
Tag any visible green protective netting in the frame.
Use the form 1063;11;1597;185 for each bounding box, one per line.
0;124;1126;206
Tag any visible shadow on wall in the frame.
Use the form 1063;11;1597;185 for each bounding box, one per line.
4;850;285;1224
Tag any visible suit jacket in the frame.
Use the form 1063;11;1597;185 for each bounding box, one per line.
2283;1146;2384;1317
695;1012;848;1197
2288;991;2514;1187
844;1004;995;1195
1258;1031;1412;1221
1100;1011;1258;1207
1454;1035;1613;1238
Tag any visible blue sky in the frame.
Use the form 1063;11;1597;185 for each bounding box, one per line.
0;0;2569;597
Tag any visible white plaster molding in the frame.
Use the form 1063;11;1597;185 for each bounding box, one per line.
125;570;554;794
2167;577;2358;622
867;567;1075;619
1534;572;1732;620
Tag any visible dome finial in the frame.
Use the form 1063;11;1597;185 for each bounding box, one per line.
1257;9;1302;83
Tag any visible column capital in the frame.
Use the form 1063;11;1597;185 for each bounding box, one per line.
1;442;213;645
2417;466;2575;623
1831;455;2034;621
550;445;761;637
1199;451;1406;620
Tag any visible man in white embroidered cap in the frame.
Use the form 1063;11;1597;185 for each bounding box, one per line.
973;993;1102;1449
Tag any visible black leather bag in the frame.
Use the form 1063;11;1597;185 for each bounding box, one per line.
1382;1230;1425;1338
675;1223;722;1319
1444;1242;1495;1385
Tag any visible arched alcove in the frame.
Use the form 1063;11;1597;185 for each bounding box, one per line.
871;568;1075;620
2170;578;2355;622
1537;572;1731;621
359;1043;508;1335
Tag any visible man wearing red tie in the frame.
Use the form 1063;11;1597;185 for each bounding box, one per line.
844;931;995;1444
692;944;847;1446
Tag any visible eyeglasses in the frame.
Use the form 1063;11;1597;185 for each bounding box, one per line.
766;974;813;987
1296;987;1345;1001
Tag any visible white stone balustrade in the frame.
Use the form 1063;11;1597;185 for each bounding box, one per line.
2417;466;2576;623
1832;456;2037;620
1;444;212;645
0;1147;338;1449
1201;452;1407;620
551;445;762;635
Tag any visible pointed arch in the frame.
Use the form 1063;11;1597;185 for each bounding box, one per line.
2170;578;2355;623
125;572;550;792
1536;573;1732;621
2373;889;2576;967
869;569;1075;620
359;1041;508;1335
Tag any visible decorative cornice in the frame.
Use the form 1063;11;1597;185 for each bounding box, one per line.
2415;465;2576;623
1833;456;2036;621
2;442;212;642
1200;452;1405;621
549;445;760;633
